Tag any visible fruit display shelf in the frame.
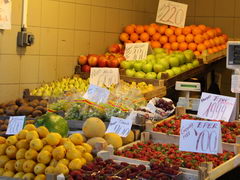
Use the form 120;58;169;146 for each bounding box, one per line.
145;115;240;153
98;132;240;180
197;49;226;64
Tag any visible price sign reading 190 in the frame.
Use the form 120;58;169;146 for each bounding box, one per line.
156;0;188;28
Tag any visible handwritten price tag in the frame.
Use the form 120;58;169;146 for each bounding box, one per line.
197;92;236;122
231;75;240;93
106;116;133;137
179;119;222;154
0;0;11;29
156;0;188;28
6;116;25;135
90;68;120;88
124;43;150;60
83;84;110;104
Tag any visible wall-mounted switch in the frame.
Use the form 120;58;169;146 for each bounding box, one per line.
17;30;34;47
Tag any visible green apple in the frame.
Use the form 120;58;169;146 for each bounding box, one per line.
180;65;188;72
171;67;182;75
186;63;194;70
142;63;153;73
126;69;136;77
133;62;143;71
153;63;165;73
175;53;186;65
153;48;165;54
147;54;155;61
145;72;157;79
158;58;170;69
120;61;132;69
157;72;163;79
169;56;179;67
192;59;200;67
184;50;194;63
165;69;175;78
155;53;167;59
134;71;146;78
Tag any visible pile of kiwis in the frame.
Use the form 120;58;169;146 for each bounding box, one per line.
0;98;48;118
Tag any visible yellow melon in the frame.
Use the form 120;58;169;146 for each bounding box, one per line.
82;117;106;138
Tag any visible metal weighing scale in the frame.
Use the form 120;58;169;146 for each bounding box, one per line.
226;41;240;120
175;81;201;111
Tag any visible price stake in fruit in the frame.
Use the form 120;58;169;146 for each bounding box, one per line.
106;116;133;137
6;116;25;135
90;68;120;88
197;92;236;122
156;0;188;28
124;43;150;60
179;119;222;154
83;84;110;104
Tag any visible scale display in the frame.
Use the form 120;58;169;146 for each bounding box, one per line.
227;41;240;70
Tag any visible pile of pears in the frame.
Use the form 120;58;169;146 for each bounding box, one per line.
0;124;93;179
31;77;89;97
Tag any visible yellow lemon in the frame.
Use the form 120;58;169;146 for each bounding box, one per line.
0;137;6;144
37;126;49;138
55;163;69;175
23;160;36;173
68;158;82;171
26;131;39;141
44;166;55;174
83;152;93;162
25;149;38;160
0;155;9;168
30;139;43;151
69;133;84;145
16;139;29;149
15;159;26;172
37;150;51;164
13;171;24;178
0;144;7;155
22;172;35;179
34;174;46;180
46;133;60;146
66;149;82;160
2;170;14;177
6;136;17;145
34;163;46;175
0;168;4;176
24;124;37;131
75;145;86;153
18;129;28;140
6;145;17;159
4;160;16;172
52;146;66;160
16;148;27;160
58;159;69;166
82;143;93;153
41;145;53;153
63;141;75;151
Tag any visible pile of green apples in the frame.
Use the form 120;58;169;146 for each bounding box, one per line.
120;48;200;79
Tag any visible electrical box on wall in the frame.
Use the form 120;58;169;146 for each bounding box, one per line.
17;29;34;47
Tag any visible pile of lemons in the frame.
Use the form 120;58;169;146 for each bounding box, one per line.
0;124;93;180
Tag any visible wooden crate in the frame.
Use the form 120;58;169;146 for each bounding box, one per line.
120;75;164;87
98;132;240;180
198;50;226;64
142;86;166;100
146;115;240;153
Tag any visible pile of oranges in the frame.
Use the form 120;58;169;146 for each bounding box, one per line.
119;24;228;56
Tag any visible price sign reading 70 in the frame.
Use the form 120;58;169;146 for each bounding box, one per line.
156;0;188;28
124;43;149;60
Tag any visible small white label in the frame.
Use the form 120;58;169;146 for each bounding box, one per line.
0;0;11;29
106;116;133;137
231;75;240;93
156;0;188;28
90;68;119;88
83;84;110;104
124;43;149;60
179;119;222;154
197;92;236;122
146;103;157;113
6;116;25;135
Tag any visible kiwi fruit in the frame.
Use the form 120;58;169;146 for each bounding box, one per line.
15;98;27;106
6;100;15;107
0;109;4;115
17;106;34;116
0;124;7;131
32;110;42;117
28;101;38;108
39;100;48;107
9;105;19;112
5;109;15;116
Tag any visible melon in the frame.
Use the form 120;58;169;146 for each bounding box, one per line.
83;117;106;138
122;130;134;145
104;133;123;149
86;137;108;153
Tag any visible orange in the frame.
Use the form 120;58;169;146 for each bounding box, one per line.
140;32;149;42
207;30;215;39
130;33;139;42
214;37;220;46
212;47;218;53
197;43;206;52
222;34;228;42
190;25;197;30
171;42;179;50
194;34;204;44
124;25;135;34
188;43;197;51
216;46;222;51
182;26;191;35
185;34;194;43
222;44;227;49
218;36;225;45
151;41;161;48
175;28;183;36
198;24;207;32
135;40;143;43
169;35;177;43
203;33;210;40
124;40;133;44
119;33;129;42
152;33;161;41
144;25;149;31
147;26;156;36
165;28;174;36
179;42;188;51
177;35;186;43
194;51;201;56
192;27;203;35
203;40;211;48
209;39;216;47
158;25;168;34
208;48;214;54
159;35;168;44
170;26;177;31
135;25;144;34
215;27;222;36
163;43;171;50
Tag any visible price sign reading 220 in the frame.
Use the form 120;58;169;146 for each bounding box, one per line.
156;0;188;28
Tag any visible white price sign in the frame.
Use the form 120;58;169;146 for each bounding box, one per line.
106;116;133;137
83;84;110;104
0;0;11;29
156;0;188;28
197;92;236;122
6;116;25;135
124;43;150;60
231;75;240;93
90;68;120;88
179;119;222;154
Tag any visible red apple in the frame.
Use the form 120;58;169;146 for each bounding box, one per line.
87;54;98;67
98;55;108;67
108;44;120;53
116;56;126;63
78;55;87;65
108;59;120;67
108;54;116;61
81;64;91;72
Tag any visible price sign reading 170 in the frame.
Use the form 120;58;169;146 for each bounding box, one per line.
156;0;188;28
